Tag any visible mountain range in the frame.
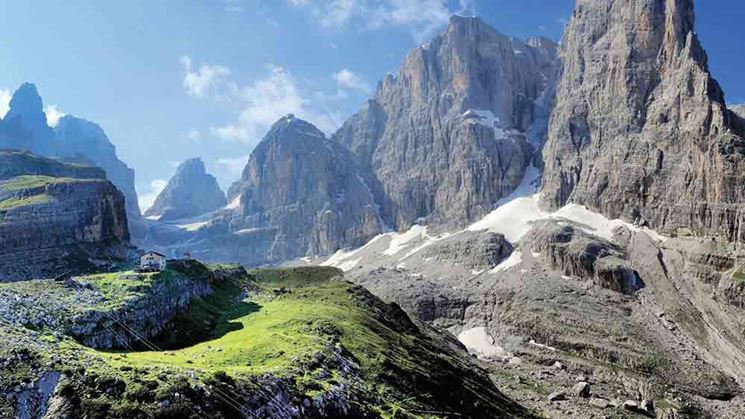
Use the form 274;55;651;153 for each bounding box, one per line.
3;0;745;416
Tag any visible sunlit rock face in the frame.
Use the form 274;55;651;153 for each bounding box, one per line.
144;157;226;221
333;16;559;229
224;115;385;263
541;0;745;240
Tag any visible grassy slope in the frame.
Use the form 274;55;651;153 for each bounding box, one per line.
0;194;51;211
0;265;528;418
0;175;71;190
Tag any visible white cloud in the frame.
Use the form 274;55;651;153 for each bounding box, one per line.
44;105;66;127
186;128;202;143
180;55;233;98
333;69;371;93
289;0;470;42
320;0;356;28
0;89;11;118
137;178;168;213
457;0;476;17
212;65;342;143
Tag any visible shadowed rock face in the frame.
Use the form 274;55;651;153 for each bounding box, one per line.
334;16;558;230
541;0;745;241
54;116;141;224
144;157;226;221
224;115;385;263
0;150;130;281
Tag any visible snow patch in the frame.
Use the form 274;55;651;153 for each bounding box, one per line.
458;327;510;360
178;221;208;232
528;339;557;352
337;258;361;272
496;164;541;207
461;109;512;140
234;227;264;235
491;251;523;273
383;225;428;256
470;193;666;244
226;195;241;210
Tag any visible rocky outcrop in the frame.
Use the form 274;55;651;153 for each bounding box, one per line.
333;16;558;229
419;230;513;271
54;116;141;226
523;221;643;294
144;158;226;221
0;150;129;281
223;115;384;264
541;0;745;241
0;83;142;233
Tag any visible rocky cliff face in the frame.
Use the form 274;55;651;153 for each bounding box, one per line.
0;150;129;281
54;116;141;226
334;16;558;229
541;0;745;241
0;84;142;234
223;115;384;263
144;158;226;221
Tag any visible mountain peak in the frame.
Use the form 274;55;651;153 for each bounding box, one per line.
266;114;325;140
447;14;483;27
144;156;225;221
177;157;207;173
5;82;45;122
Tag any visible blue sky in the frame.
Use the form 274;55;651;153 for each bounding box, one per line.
0;0;742;210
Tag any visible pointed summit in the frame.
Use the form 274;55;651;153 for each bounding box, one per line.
541;0;745;241
335;15;558;229
2;82;57;155
5;82;45;122
144;157;226;221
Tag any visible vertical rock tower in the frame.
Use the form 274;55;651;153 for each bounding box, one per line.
541;0;745;240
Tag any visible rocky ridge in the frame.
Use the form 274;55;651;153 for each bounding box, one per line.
217;115;385;264
334;16;559;229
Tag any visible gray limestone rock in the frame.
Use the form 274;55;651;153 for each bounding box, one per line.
0;84;142;235
334;16;558;230
144;157;226;221
54;115;142;228
523;221;643;294
541;0;745;241
224;115;385;264
419;230;513;271
731;104;745;119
